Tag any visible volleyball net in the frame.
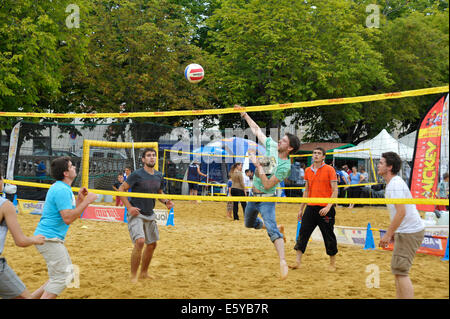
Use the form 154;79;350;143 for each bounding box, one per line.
1;86;449;207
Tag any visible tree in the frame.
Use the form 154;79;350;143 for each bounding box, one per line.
206;0;393;143
377;9;449;136
78;0;221;143
0;0;91;160
168;0;221;49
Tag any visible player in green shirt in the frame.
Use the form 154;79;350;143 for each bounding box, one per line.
237;105;300;280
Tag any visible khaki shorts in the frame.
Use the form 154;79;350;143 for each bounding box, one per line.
127;213;159;245
391;230;425;276
36;239;74;296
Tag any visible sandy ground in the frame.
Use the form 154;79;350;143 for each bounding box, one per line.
3;200;449;299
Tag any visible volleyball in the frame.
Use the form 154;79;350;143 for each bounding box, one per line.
184;63;204;83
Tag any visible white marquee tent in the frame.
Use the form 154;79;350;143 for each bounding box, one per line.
398;130;417;148
334;129;414;161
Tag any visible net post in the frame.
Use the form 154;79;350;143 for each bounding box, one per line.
81;139;91;188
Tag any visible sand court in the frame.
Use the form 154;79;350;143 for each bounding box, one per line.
3;201;449;299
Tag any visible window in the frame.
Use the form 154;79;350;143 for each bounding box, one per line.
33;137;51;154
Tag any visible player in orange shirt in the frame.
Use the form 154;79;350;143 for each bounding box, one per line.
289;147;338;271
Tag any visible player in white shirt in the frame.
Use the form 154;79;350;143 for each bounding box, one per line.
377;152;425;299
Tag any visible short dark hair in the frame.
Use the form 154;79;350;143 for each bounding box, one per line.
381;152;401;175
313;147;326;156
285;133;300;155
141;148;157;158
51;156;71;180
443;172;449;180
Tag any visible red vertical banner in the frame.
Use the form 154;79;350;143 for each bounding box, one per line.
410;96;445;212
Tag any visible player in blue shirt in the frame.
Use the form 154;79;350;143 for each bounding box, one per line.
34;157;97;298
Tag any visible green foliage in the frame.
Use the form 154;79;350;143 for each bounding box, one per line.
207;0;394;142
0;0;91;130
78;0;220;142
377;9;449;135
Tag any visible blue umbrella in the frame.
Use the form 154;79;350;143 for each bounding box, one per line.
192;145;228;184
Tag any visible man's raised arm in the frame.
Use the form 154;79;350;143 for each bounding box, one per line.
235;105;267;145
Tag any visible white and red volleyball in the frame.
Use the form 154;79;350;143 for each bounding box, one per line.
184;63;204;83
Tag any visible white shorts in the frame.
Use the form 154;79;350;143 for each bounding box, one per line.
36;239;74;296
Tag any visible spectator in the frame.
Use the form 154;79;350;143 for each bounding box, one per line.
339;166;351;204
187;160;207;200
123;167;132;182
288;161;301;185
403;162;412;185
360;166;369;184
436;172;449;211
244;169;253;196
226;176;233;219
230;163;246;221
360;166;370;198
298;163;306;186
285;162;298;197
335;166;349;204
342;164;351;176
35;160;47;183
348;166;364;209
112;174;124;206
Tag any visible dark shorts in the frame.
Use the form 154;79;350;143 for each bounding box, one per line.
294;205;338;256
188;182;199;191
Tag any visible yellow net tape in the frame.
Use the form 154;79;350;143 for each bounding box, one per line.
1;86;447;118
5;179;448;205
164;177;227;187
162;148;378;189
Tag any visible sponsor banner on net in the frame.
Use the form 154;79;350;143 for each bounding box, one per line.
379;229;447;257
81;205;169;225
17;199;45;215
424;225;449;238
311;226;367;246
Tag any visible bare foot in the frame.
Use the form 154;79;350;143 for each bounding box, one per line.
280;260;288;280
130;275;138;284
278;224;286;243
288;262;301;270
139;273;155;280
328;265;336;272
